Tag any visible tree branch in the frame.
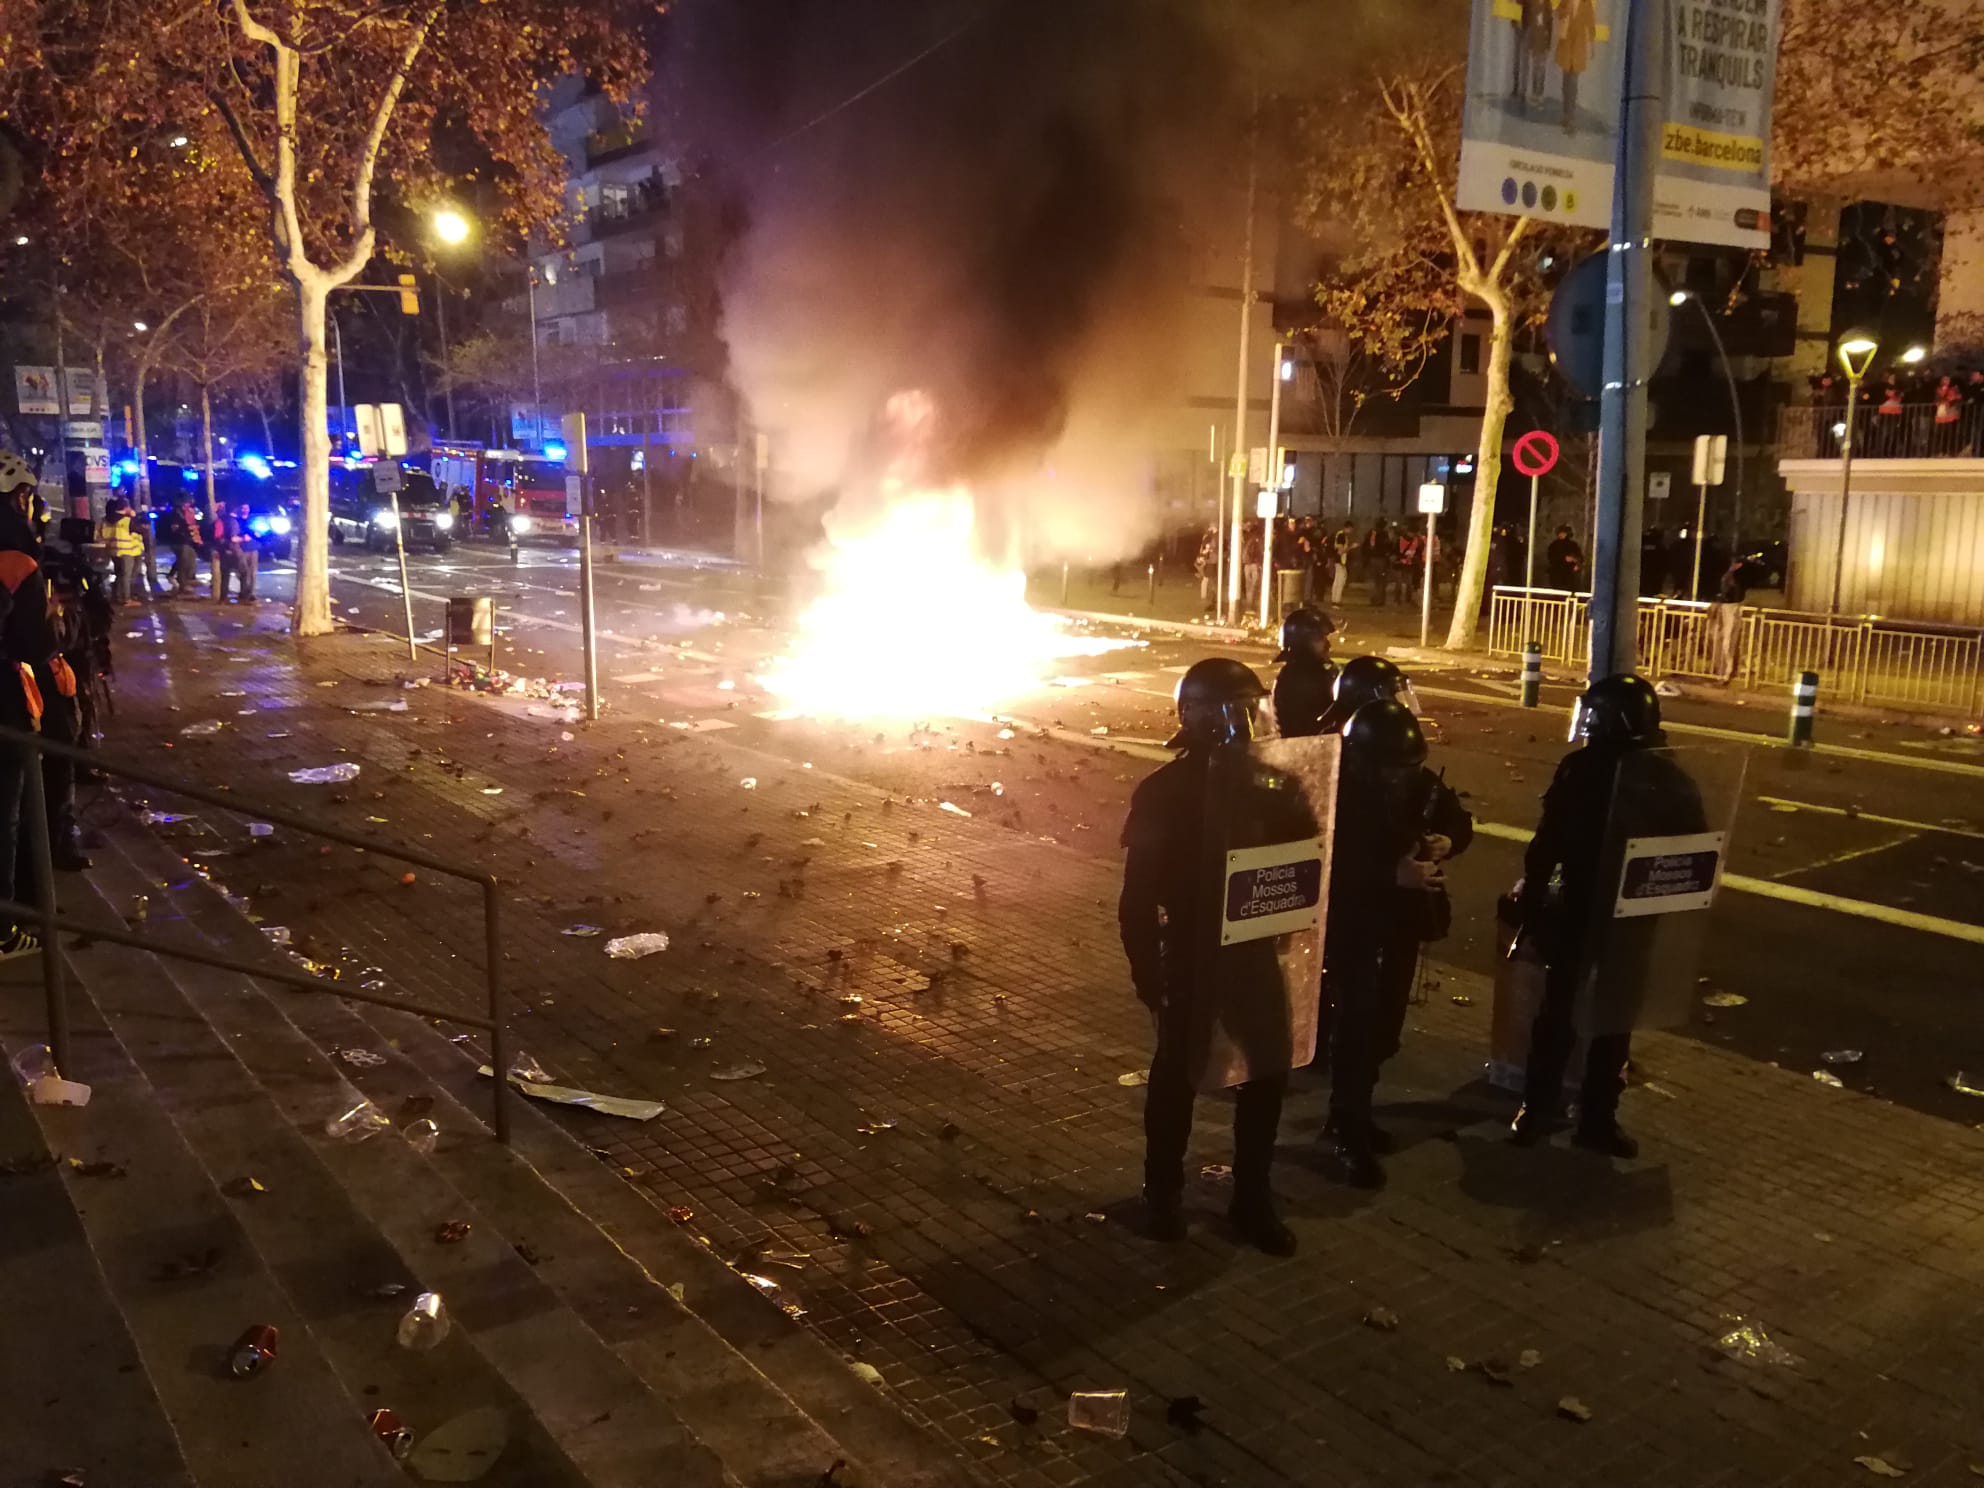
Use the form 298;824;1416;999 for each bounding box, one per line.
328;0;441;284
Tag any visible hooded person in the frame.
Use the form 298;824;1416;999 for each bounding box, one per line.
1121;657;1302;1256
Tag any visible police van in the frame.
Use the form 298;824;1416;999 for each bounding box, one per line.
328;460;456;553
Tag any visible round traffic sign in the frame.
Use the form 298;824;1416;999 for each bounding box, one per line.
1512;430;1560;478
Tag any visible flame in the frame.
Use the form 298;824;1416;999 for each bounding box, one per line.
759;486;1134;719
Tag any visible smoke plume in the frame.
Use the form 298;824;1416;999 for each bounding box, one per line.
670;0;1248;566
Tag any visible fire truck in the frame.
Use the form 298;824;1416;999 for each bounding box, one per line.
427;440;573;545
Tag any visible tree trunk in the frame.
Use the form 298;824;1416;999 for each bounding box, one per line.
293;276;335;636
1444;296;1515;649
199;383;217;514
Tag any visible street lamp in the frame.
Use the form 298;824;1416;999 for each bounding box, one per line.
1668;289;1745;598
133;320;148;333
11;235;26;247
1828;329;1880;630
1900;344;1927;365
427;208;473;439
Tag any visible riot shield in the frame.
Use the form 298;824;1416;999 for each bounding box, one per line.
1188;733;1339;1091
1577;744;1748;1038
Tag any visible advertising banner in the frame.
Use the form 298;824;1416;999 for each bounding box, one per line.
1458;0;1779;249
62;368;98;417
14;366;58;416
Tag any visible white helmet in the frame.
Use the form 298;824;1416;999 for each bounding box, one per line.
0;451;34;496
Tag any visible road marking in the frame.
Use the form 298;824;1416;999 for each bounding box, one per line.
1472;819;1984;946
1768;833;1916;880
1414;682;1984;781
1753;795;1984;840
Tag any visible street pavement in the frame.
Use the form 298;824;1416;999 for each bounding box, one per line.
88;542;1984;1486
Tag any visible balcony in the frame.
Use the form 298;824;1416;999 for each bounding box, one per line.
584;120;652;168
1776;400;1984;461
585;186;669;241
531;276;596;319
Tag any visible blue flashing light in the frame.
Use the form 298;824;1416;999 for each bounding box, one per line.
181;467;200;483
239;455;273;480
249;517;271;537
544;441;568;461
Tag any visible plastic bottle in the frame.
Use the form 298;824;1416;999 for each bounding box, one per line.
1067;1389;1131;1437
324;1100;391;1142
396;1292;450;1351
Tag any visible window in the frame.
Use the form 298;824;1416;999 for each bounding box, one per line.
1458;334;1481;375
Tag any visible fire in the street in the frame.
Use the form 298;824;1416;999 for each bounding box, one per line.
759;486;1136;720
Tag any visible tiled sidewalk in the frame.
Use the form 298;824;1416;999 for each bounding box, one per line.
98;602;1984;1487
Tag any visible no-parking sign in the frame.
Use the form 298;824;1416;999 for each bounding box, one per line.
1512;430;1559;479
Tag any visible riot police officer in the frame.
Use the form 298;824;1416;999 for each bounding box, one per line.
1319;653;1417;733
1511;673;1689;1157
1269;604;1338;737
1120;657;1299;1256
1321;699;1444;1187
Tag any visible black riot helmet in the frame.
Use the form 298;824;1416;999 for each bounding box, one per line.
1169;657;1268;750
1340;698;1428;771
1573;673;1663;745
1322;654;1415;729
1274;604;1336;663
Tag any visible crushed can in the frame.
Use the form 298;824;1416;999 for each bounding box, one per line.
367;1407;416;1460
228;1323;279;1378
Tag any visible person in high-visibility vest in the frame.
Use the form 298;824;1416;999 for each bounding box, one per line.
102;497;146;606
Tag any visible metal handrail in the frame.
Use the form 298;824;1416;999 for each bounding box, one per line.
1;725;510;1142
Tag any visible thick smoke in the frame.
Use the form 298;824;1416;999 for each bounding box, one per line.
670;0;1242;567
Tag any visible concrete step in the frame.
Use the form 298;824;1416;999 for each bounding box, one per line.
0;964;404;1488
69;831;725;1488
101;797;979;1488
0;997;195;1488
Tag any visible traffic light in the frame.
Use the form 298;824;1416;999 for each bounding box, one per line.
397;273;419;315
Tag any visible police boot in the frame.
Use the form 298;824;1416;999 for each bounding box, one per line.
1322;1108;1394;1155
1328;1116;1387;1191
1141;1188;1187;1244
1227;1193;1297;1257
1572;1120;1639;1160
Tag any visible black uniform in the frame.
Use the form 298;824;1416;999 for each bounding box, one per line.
1321;758;1425;1139
1369;770;1472;1067
1518;741;1703;1128
1121;749;1303;1215
1271;655;1338;739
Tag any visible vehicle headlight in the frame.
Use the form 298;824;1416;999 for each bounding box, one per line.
372;509;397;528
433;511;454;531
249;518;270;537
510;515;533;535
269;514;292;536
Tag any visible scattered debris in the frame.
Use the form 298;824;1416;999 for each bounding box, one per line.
1812;1069;1845;1088
324;1101;392;1142
508;1052;551;1083
1117;1069;1149;1087
1199;1163;1231;1181
348;700;410;713
396;1292;450;1350
561;924;603;938
288;763;361;785
336;1047;388;1070
1556;1397;1592;1422
1701;991;1748;1008
221;1175;266;1198
433;1220;472;1245
605;932;670;959
67;1158;125;1179
1853;1455;1909;1479
403;1119;440;1156
179;720;226;737
849;1362;885;1387
1718;1317;1799;1367
1067;1389;1130;1437
1820;1049;1864;1066
1361;1307;1400;1332
1947;1072;1984;1098
739;1271;806;1318
476;1065;665;1121
227;1324;279;1378
855;1119;898;1136
1518;1348;1542;1370
739;777;758;790
1444;1356;1467;1372
1653;679;1683;697
367;1407;416;1460
939;801;971;817
1473;1357;1516;1387
405;1405;508;1483
1450;994;1474;1007
712;1061;768;1082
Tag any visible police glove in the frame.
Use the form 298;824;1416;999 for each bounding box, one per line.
1395;854;1444;891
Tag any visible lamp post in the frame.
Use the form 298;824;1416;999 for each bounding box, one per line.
1669;289;1745;599
1827;330;1879;632
429;208;473;443
526;264;544;452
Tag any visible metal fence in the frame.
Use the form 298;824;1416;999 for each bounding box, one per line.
1776;401;1984;462
2;728;512;1141
1487;587;1984;718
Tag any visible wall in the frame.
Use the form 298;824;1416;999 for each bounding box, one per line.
1780;458;1984;625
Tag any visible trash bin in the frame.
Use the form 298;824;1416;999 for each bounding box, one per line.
446;596;492;648
1274;567;1305;616
1487;897;1582;1093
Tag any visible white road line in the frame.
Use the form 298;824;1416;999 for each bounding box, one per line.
1413;682;1984;780
1472;819;1984;946
1754;795;1984;840
1767;834;1917;881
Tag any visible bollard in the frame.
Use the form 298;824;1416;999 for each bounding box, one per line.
1146;563;1156;606
1519;642;1543;708
1788;669;1818;746
1060;562;1069;606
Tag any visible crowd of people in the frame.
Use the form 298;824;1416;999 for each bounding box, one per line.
1193;516;1463;616
97;488;264;605
1806;366;1984;458
1121;603;1692;1255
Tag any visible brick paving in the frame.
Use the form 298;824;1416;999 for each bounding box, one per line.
92;598;1984;1487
